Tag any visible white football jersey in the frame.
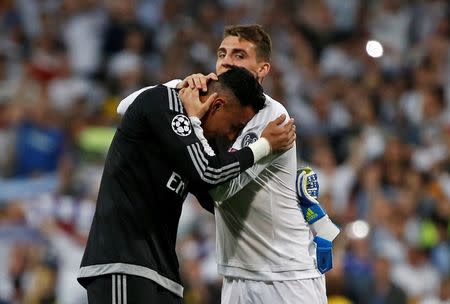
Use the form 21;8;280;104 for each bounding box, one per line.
209;95;321;281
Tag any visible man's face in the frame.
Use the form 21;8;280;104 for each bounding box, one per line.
202;97;255;143
205;35;269;144
216;36;269;82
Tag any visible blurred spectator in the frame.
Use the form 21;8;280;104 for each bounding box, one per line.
0;102;15;176
391;246;441;302
343;237;373;303
421;277;450;304
326;251;354;304
0;53;21;103
102;0;148;56
11;100;64;178
47;59;91;113
367;255;407;304
369;0;419;75
60;0;106;77
310;139;363;219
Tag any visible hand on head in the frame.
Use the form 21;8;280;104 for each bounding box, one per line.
177;73;218;92
179;87;217;119
261;114;296;153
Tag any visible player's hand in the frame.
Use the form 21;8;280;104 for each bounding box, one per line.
179;87;217;119
297;167;340;239
296;167;340;274
297;167;320;207
261;114;296;153
176;73;218;92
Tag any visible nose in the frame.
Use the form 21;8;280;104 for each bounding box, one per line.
222;63;233;71
220;55;233;68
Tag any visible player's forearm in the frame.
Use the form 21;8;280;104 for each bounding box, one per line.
186;143;255;188
208;171;252;202
189;119;273;196
191;117;273;160
208;153;277;202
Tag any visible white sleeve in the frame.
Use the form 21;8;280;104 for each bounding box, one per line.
117;85;155;115
116;79;182;115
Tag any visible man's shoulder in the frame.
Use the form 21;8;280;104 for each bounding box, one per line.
233;93;290;146
263;93;288;113
118;83;180;115
131;84;180;113
254;93;289;122
136;84;167;99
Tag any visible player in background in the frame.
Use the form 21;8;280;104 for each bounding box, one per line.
118;25;339;303
78;67;296;303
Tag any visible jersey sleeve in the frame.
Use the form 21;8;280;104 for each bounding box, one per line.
136;85;255;189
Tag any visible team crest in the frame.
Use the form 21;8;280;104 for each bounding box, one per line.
241;132;258;147
171;114;191;136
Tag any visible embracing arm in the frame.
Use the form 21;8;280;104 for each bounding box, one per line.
140;88;253;188
208;153;279;202
138;86;293;190
188;115;295;201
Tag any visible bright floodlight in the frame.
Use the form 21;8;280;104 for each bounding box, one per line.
346;220;370;239
366;40;383;58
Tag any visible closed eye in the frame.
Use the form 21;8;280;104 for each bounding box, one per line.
235;52;245;59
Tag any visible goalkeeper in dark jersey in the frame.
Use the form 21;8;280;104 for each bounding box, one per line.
77;66;295;304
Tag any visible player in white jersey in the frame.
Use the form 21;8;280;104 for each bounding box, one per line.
118;25;339;304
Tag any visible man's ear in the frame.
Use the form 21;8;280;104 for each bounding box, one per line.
257;62;271;81
211;97;224;113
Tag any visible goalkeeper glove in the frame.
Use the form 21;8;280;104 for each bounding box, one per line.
296;166;340;273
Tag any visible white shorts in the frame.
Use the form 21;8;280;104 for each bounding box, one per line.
221;276;327;304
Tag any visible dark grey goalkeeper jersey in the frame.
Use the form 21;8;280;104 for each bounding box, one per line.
77;85;254;297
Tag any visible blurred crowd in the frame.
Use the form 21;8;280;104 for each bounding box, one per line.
0;0;449;303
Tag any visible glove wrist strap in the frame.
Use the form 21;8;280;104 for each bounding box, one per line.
301;203;326;225
311;216;340;241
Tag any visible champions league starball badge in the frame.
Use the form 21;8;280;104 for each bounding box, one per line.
241;132;258;147
171;114;192;136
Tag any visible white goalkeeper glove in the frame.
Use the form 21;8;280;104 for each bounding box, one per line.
296;166;340;273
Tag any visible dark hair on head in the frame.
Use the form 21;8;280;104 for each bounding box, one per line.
215;66;266;112
224;24;272;62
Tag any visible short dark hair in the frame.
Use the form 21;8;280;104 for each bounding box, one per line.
211;66;265;112
224;24;272;62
